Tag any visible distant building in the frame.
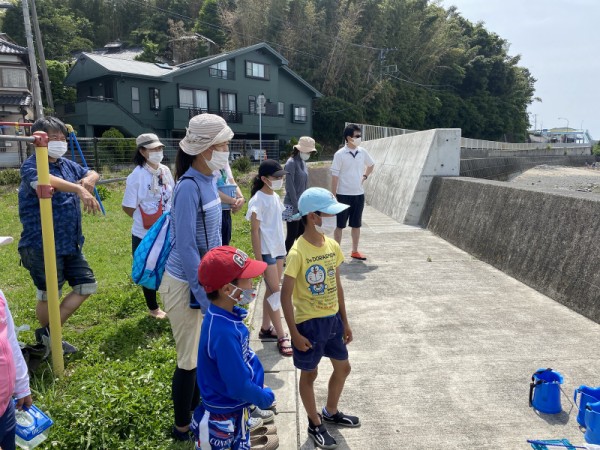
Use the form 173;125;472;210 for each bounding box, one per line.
59;42;322;146
0;33;33;168
529;127;594;145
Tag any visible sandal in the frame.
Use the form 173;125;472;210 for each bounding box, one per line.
277;336;293;357
259;326;278;341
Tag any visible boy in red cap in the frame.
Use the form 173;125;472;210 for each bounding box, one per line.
191;246;276;450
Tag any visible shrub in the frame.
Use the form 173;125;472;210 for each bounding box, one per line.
0;169;21;185
96;185;111;201
98;128;136;166
231;156;252;173
593;143;600;156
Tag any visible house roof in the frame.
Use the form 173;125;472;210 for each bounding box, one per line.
0;34;27;55
0;94;32;106
64;42;322;97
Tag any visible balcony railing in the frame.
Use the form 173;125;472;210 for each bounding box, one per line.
188;108;243;123
208;68;235;80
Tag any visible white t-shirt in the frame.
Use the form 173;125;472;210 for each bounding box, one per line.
245;190;286;258
330;145;375;195
122;164;174;238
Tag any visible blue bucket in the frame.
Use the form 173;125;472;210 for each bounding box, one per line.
529;368;563;414
574;385;600;427
585;400;600;444
217;184;237;210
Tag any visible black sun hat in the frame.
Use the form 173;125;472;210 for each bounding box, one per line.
258;159;286;177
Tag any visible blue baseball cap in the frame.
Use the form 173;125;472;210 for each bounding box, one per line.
293;187;349;219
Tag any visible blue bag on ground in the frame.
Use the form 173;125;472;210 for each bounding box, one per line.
132;212;173;290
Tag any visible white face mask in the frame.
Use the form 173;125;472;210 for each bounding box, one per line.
204;150;230;171
299;152;311;161
147;150;163;165
47;141;68;159
228;284;256;305
268;178;284;190
315;215;337;235
352;137;362;146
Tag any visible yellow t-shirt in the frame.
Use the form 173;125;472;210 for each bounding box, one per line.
284;235;344;324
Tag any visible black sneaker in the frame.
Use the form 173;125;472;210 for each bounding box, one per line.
307;416;337;449
171;426;193;442
35;327;78;354
322;407;360;427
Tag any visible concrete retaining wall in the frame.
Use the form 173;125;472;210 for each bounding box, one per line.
460;155;596;180
361;129;461;225
461;145;592;158
422;177;600;324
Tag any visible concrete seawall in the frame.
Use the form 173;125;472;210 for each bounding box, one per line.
460;155;596;180
422;177;600;324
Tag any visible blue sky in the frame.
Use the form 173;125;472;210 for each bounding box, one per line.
439;0;600;139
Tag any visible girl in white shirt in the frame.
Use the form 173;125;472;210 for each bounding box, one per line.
122;134;174;319
246;160;292;357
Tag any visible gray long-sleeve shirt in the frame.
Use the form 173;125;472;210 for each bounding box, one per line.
283;155;308;213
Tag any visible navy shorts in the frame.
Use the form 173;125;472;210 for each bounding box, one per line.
221;209;232;246
191;404;250;450
19;246;97;301
261;254;285;266
293;314;348;371
335;194;364;229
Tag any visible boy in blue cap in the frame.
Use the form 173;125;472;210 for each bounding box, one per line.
281;187;360;449
192;246;276;449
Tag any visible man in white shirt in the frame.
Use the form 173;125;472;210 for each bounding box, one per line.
330;124;375;260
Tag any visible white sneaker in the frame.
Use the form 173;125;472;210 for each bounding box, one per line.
248;416;264;431
250;406;275;424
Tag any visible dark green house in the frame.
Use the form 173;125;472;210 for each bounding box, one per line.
61;42;322;144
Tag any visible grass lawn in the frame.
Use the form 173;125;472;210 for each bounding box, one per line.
0;178;252;449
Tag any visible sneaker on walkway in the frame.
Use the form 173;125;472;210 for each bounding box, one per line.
248;416;264;431
307;415;337;449
35;327;78;354
250;434;279;450
250;424;277;436
322;407;360;427
250;405;274;424
350;251;367;261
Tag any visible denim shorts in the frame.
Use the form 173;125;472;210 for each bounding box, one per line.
19;247;97;301
191;404;250;450
292;313;348;371
261;254;285;266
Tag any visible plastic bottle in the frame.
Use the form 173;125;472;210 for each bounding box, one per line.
13;401;53;449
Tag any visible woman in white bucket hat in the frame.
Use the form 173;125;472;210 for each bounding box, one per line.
158;114;233;441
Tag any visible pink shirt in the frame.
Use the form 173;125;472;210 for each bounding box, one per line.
0;289;30;416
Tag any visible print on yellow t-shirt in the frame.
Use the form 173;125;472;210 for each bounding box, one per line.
284;235;345;324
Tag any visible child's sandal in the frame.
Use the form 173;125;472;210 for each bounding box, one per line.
259;326;278;341
277;336;293;357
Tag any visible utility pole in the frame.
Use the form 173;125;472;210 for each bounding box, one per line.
21;0;43;119
30;0;54;111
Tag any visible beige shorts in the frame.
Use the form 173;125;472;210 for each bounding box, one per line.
159;273;203;370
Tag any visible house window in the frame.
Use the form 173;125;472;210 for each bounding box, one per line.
1;68;27;88
292;105;307;123
245;61;269;80
149;88;160;110
179;88;208;110
220;92;236;112
209;61;231;79
248;95;256;114
131;87;140;114
277;102;284;116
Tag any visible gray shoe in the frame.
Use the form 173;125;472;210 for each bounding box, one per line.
37;330;78;355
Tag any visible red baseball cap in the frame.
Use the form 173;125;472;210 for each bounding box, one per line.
198;246;267;293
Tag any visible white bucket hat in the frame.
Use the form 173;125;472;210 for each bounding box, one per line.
294;136;317;153
179;114;234;155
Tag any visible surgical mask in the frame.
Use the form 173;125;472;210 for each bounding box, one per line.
268;178;284;190
47;141;68;158
228;284;256;305
352;137;362;146
204;150;230;171
299;153;311;161
315;215;337;235
147;150;163;165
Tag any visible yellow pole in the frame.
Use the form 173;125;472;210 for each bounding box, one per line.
33;131;64;377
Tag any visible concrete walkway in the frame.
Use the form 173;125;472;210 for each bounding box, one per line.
248;205;600;449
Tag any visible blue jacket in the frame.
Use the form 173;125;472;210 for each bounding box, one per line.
197;304;274;413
